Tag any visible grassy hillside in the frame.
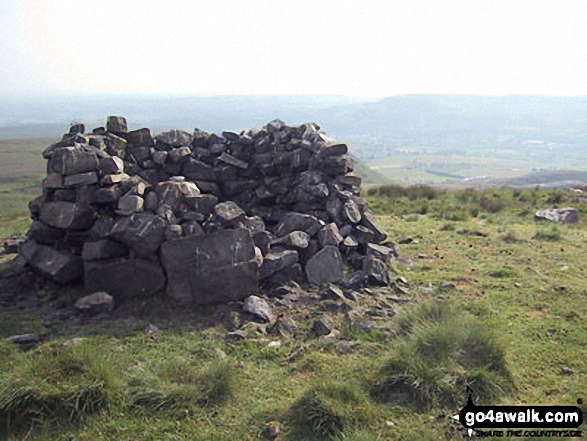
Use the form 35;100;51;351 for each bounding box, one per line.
0;186;585;440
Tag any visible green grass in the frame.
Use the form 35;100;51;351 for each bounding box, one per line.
1;179;586;439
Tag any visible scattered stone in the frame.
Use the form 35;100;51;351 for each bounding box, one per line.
74;292;114;315
310;317;334;337
535;207;578;224
243;295;273;323
6;333;41;348
265;422;280;440
321;283;345;301
270;316;298;337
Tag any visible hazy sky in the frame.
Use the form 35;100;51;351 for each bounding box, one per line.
2;0;587;98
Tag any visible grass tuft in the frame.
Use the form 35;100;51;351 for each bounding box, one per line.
371;300;512;409
288;379;373;440
0;340;118;435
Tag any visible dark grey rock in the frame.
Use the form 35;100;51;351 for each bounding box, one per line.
361;210;387;243
182;221;204;236
39;202;95;230
160;228;258;305
109;213;167;257
214;201;245;225
354;225;375;244
92;185;122;203
74;292;114;315
310;318;334;337
219;152;248;169
318;223;343;248
157;129;192;146
321;283;345;301
126;128;154;147
85;257;166;300
183;159;216;181
22;241;83;283
270;316;298;337
155;180;200;212
106;116;128;134
274;212;323;237
27;221;64;244
305;245;344;285
260;250;299;279
117;195;144;215
101;173;131;185
272;231;310;250
185;194;218;215
243;295;273;323
365;243;395;263
7;333;40;346
343;200;361;223
99;156;125;175
240;216;266;235
43;173;63;189
82;239;127;261
362;256;390;286
164;224;183;241
50;146;99;176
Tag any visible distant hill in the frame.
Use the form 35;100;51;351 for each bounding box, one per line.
3;94;587;185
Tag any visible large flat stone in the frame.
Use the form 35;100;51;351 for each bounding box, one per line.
161;228;258;305
109;213;167;257
305;245;344;285
50;146;99;176
84;258;166;300
39;202;95;230
22;241;83;284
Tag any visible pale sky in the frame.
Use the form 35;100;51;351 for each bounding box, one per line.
1;0;587;98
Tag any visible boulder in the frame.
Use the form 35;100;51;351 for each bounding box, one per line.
272;231;310;250
360;210;387;243
160;228;258;305
109;213;167;257
50;146;99;176
155;180;200;212
22;241;83;284
99;156;125;175
85;258;166;300
274;212;323;237
260;250;299;279
106;116;128;134
318;223;343;248
39;202;95;230
82;239;128;261
126;128;154;147
214;201;246;225
305;245;344;285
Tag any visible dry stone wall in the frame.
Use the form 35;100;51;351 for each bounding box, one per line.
20;116;395;305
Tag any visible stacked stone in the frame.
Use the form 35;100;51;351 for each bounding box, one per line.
20;116;395;306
